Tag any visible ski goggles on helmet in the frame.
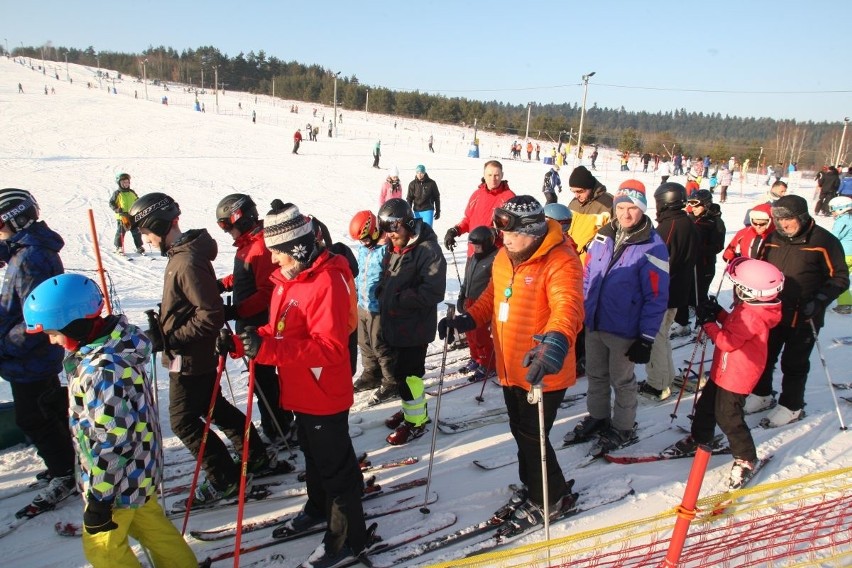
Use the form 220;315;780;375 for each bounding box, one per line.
492;207;545;232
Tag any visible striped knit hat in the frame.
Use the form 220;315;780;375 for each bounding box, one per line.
263;201;315;261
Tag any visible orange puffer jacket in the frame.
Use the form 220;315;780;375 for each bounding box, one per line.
466;220;584;392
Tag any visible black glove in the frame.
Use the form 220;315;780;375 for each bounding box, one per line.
238;326;262;359
223;302;239;322
696;297;723;325
144;309;165;353
444;227;459;250
434;211;441;220
625;338;654;364
522;332;570;386
437;313;476;344
216;329;236;356
216;278;227;293
83;496;117;535
801;294;828;319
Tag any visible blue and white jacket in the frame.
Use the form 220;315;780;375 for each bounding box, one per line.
355;241;388;313
583;216;670;341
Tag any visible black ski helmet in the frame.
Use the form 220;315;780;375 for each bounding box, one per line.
0;188;40;233
688;189;714;207
654;182;687;211
377;198;415;232
215;193;258;234
468;225;497;254
127;192;181;237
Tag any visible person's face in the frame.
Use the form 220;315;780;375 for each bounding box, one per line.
45;330;67;347
770;184;787;199
386;224;411;248
415;172;425;180
270;249;299;275
750;218;770;235
483;165;503;189
500;230;537;254
616;202;643;229
775;216;801;237
0;224;14;241
572;188;591;204
688;200;706;216
139;227;162;248
119;178;131;190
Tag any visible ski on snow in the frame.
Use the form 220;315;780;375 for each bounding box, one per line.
197;489;442;564
710;455;774;516
375;482;634;567
0;490;78;539
603;433;729;464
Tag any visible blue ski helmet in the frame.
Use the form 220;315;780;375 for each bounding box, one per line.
24;273;105;333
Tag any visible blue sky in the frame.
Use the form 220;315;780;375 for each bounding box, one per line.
4;0;849;123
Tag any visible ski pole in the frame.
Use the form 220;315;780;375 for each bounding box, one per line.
449;246;463;288
420;304;455;514
149;352;166;509
224;321;297;460
528;383;551;544
222;364;238;406
181;354;226;535
670;328;706;422
810;320;848;431
233;359;259;568
475;349;496;404
687;337;710;421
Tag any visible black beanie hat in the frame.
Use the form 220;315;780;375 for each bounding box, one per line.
771;195;808;220
568;166;597;190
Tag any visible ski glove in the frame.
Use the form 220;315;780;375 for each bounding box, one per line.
444;227;459;250
437;313;476;344
216;329;241;358
434;211;441;220
522;332;570;386
696;297;723;325
239;326;262;359
144;309;165;353
625;338;654;364
801;293;829;319
83;495;117;535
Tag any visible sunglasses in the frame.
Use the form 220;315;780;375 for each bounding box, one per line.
492;208;545;232
751;220;769;227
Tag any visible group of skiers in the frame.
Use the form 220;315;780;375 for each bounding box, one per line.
1;153;850;566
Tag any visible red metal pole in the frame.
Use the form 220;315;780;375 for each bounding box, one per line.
181;355;226;535
87;209;112;315
233;359;257;568
663;446;712;567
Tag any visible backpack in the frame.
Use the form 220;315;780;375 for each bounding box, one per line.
838;176;852;197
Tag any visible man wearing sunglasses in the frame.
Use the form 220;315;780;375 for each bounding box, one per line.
440;195;584;528
376;198;447;445
723;203;775;263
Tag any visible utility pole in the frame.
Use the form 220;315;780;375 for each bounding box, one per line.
836;117;850;167
333;71;341;138
96;53;102;88
576;71;596;160
525;102;532;141
214;66;219;113
64;52;69;81
142;59;148;100
365;89;369;121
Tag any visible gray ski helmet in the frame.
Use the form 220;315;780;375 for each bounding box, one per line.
377;198;415;233
116;172;131;186
0;188;40;233
654;182;687;211
128;192;181;237
216;193;258;233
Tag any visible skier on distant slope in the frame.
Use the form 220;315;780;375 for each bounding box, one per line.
109;173;145;255
674;258;783;489
23;274;197;567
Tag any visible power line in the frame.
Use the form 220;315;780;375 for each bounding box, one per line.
390;82;851;96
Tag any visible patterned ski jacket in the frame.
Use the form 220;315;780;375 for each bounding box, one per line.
0;221;65;383
703;301;782;394
355;241;388;313
256;251;355;415
466;220;584;392
65;315;160;508
583;216;670;341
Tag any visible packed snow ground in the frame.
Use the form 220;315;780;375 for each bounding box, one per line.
0;56;850;568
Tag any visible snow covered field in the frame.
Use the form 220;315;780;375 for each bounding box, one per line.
0;56;850;567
